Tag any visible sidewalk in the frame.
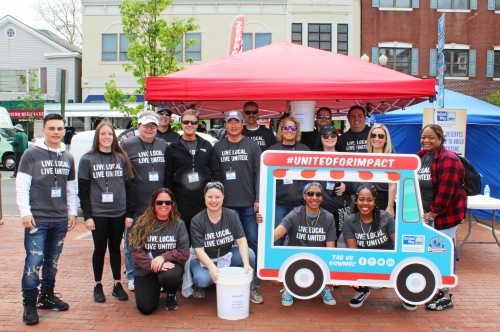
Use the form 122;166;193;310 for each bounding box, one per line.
0;216;499;332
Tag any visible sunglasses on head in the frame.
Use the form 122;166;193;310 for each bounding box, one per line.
305;191;323;198
283;125;297;131
155;200;173;206
244;110;259;115
322;133;337;139
156;111;172;116
371;133;385;139
181;120;198;125
317;115;331;120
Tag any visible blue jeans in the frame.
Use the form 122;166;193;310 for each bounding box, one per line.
190;246;256;288
274;204;300;246
123;215;139;281
22;221;68;298
226;206;258;255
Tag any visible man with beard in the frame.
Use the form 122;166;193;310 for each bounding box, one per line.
336;106;370;153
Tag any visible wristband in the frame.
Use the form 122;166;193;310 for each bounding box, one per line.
426;212;435;222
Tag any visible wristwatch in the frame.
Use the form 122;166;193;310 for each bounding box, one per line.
426;212;435;222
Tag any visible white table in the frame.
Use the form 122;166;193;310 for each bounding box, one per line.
457;195;500;259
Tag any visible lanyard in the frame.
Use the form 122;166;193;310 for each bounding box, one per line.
44;144;60;187
98;152;111;193
139;138;155;172
181;138;200;173
226;138;243;171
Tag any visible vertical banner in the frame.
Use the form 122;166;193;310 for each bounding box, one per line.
229;15;245;55
423;108;467;155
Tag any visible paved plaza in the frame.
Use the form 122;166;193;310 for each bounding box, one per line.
0;216;499;332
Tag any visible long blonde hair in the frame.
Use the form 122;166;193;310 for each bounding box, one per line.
276;116;302;143
367;124;394;154
128;188;181;249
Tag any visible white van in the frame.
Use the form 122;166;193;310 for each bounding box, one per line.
0;107;16;170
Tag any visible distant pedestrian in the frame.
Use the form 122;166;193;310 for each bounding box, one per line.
11;124;28;178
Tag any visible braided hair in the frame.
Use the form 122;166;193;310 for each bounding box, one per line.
353;183;381;231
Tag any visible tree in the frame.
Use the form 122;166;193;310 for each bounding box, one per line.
32;0;83;47
487;91;500;106
19;71;45;136
104;0;199;122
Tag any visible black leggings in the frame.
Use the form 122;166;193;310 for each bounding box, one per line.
134;262;184;315
91;215;126;282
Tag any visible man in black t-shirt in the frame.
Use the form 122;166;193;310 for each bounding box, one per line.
336;106;370;153
155;105;180;144
241;101;276;151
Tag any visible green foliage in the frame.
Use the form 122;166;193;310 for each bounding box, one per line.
487;90;500;106
20;70;45;126
104;0;199;119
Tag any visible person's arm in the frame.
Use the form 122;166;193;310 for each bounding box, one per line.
345;239;357;248
163;145;174;190
66;179;78;231
209;146;222;182
77;178;93;221
253;144;262;209
12;133;20;147
386;183;396;216
235;237;253;275
16;172;35;229
326;241;336;247
194;247;219;283
125;180;136;220
274;225;287;243
131;249;154;272
430;155;463;215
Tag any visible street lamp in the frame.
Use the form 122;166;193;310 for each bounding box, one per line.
361;54;369;62
378;54;388;66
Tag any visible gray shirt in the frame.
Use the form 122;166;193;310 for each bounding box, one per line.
213;137;261;207
280;206;337;247
121;136;168;214
343;211;395;249
18;145;76;222
78;151;132;218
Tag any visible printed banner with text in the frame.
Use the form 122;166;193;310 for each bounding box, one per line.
423;108;467;155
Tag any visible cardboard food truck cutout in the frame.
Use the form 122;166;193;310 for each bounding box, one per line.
257;151;457;305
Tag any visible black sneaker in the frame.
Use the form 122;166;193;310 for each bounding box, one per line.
427;294;454;311
349;287;370;308
425;291;445;307
112;282;129;301
38;290;69;311
22;298;39;325
402;300;417;311
93;284;106;303
166;294;178;310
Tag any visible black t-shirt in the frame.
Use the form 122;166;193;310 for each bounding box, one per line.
190;207;246;259
242;125;276;152
343;211;395;249
418;153;434;212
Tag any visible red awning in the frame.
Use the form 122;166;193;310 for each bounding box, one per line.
8;110;44;119
145;41;436;119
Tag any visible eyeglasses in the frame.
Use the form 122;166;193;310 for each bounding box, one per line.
143;124;158;129
155;200;173;206
181;120;198;125
244;110;258;115
322;134;337;139
370;133;385;139
317;115;331;120
156;111;172;116
283;125;297;131
305;191;323;198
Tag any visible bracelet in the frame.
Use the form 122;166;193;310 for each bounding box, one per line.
426;212;435;222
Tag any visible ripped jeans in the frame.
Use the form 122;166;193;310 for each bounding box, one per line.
22;221;68;299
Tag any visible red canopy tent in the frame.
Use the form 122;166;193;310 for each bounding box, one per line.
145;41;436;119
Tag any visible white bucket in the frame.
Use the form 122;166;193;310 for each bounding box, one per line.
216;267;253;320
290;101;316;132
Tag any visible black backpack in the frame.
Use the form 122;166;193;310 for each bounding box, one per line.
455;153;482;196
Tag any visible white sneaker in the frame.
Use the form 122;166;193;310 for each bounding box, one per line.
127;280;135;291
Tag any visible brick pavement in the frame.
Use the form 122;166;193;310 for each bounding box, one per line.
0;216;499;332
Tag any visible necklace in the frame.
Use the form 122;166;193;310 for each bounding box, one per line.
359;215;372;236
305;210;320;228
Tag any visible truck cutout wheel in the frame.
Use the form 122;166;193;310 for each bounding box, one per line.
284;259;324;298
396;263;436;303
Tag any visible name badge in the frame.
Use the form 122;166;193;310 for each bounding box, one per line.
226;171;236;180
283;178;293;185
51;187;62;198
326;182;335;190
102;192;114;203
149;171;159;182
188;172;199;183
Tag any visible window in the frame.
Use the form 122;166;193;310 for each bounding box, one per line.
292;23;302;45
337;24;348;55
102;34;117;61
380;48;411;74
437;0;469;9
495;51;500;78
0;69;39;92
243;33;253;51
119;34;130;61
380;0;411;7
255;33;271;49
443;49;468;77
185;33;201;61
497;0;500;10
5;27;16;38
308;24;331;51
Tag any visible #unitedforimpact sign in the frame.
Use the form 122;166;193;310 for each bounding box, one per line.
423;108;467;155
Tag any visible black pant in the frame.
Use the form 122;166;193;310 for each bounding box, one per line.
14;152;23;177
91;215;126;282
134;262;184;315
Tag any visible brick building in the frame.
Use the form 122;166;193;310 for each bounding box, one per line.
361;0;500;102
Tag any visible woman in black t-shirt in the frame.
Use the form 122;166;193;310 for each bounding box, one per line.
128;188;190;314
189;182;263;304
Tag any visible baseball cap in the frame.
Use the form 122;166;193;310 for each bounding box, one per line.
138;115;159;126
225;110;244;122
156;105;172;115
319;125;337;136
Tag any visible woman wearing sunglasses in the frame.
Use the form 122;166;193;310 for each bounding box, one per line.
268;117;310;245
342;184;408;309
78;122;135;303
128;188;189;314
366;124;396;216
265;182;337;306
188;181;263;304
